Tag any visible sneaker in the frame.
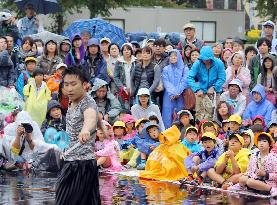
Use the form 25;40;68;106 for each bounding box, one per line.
136;163;146;170
228;183;246;191
124;164;132;169
271;187;277;197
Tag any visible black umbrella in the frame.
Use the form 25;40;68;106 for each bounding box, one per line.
14;0;61;15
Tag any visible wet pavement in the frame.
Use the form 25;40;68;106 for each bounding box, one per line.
0;171;275;205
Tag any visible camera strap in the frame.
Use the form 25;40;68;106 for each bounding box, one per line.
18;136;26;156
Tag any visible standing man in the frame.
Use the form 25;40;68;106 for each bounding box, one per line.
260;20;277;55
55;66;100;205
152;39;169;110
177;22;204;59
17;4;44;37
187;46;226;122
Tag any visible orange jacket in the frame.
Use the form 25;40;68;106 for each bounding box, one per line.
47;72;62;93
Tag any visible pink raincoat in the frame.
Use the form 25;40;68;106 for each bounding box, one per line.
245;151;277;188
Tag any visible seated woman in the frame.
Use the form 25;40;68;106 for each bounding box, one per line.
139;125;191;181
2;111;59;169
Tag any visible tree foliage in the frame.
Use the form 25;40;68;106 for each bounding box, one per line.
252;0;277;22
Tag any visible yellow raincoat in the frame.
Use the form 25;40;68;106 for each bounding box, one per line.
139;125;191;181
215;148;251;179
23;78;51;127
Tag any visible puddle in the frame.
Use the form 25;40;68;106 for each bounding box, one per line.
0;171;275;204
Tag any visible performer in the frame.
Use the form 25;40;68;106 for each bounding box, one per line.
55;65;100;205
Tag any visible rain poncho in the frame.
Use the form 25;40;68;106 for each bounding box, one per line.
187;46;226;94
223;51;250;96
139;125;190;181
243;84;275;126
162;49;188;128
261;20;277;54
215;148;251;179
23;78;51;126
2;111;58;163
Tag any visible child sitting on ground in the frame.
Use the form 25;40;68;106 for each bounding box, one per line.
229;132;277;196
113;121;127;148
181;126;202;153
184;132;222;185
241;129;257;154
136;122;161;170
41;100;66;136
174;110;194;140
268;122;277;141
121;118;149;169
24;68;51;127
139;125;191;181
121;114;136;140
207;134;250;189
95;120;122;171
252;116;266;131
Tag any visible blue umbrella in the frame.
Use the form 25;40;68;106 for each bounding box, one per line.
62;18;127;47
14;0;61;15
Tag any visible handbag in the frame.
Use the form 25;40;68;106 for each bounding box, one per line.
183;88;196;110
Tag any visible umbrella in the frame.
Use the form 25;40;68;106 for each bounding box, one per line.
14;0;61;15
62;18;126;47
29;30;67;44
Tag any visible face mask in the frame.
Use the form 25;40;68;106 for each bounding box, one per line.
37;46;44;55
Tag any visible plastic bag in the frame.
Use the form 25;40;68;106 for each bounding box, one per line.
0;86;24;117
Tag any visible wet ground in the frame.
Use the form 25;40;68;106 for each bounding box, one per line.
0;171;275;205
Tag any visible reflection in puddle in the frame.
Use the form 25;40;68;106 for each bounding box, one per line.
0;172;275;204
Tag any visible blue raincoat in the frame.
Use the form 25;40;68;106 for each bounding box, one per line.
162;49;189;128
136;122;160;155
187;46;226;93
181;138;202;154
243;84;275;126
16;70;31;99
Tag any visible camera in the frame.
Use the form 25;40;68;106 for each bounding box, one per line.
21;123;33;133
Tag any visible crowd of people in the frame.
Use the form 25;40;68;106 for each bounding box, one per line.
1;4;277;202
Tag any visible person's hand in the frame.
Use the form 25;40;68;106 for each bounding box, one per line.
228;150;235;159
16;125;25;137
78;130;90;144
191;165;199;173
25;132;33;143
257;169;266;177
207;86;215;95
98;112;104;120
104;114;109;122
225;151;230;161
150;145;155;150
225;167;233;175
196;90;204;97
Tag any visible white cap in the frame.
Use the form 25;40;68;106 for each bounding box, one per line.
137;88;150;96
56;63;67;70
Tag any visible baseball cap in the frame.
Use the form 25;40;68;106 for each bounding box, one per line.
25;57;37;64
228;114;242;125
183;23;196;30
100;37;111;44
55;63;67;71
229;133;244;146
201;132;216;141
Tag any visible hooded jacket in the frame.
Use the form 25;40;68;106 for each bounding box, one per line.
136;122;160;155
59;38;71;62
90;78;121;122
40;100;66;136
23;78;52;126
243;84;275;126
82;40;110;84
261;20;277;54
47;72;63;93
0;50;16;87
65;34;85;66
223;51;250;94
187;46;226;93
